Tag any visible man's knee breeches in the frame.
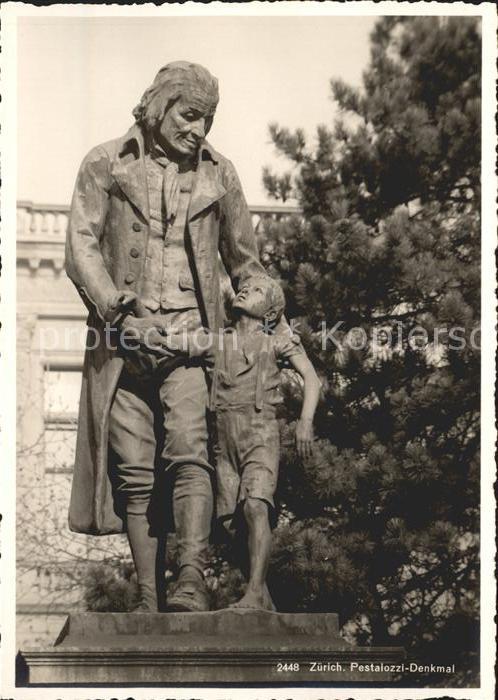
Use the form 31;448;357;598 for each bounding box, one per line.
159;362;211;472
109;362;212;515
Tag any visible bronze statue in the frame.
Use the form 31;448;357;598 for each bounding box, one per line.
165;276;322;610
65;61;266;612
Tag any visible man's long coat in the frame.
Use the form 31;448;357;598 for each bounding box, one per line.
65;124;264;535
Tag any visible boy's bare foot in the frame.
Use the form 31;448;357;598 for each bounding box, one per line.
230;585;276;611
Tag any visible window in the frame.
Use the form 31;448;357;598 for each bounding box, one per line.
44;368;80;473
44;369;81;422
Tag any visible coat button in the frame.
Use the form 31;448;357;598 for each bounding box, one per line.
132;222;142;232
130;247;140;258
125;273;135;284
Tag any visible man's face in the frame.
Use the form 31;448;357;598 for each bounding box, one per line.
232;280;275;321
157;93;215;158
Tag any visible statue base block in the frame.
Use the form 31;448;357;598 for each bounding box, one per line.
20;610;404;685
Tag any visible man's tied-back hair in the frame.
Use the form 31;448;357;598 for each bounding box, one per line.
245;275;286;323
133;61;219;131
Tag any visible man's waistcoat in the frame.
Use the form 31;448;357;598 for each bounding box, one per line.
141;155;198;311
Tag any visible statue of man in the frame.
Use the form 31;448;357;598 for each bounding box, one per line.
65;61;265;612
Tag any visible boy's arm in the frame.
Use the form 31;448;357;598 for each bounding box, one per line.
159;327;216;361
288;352;322;458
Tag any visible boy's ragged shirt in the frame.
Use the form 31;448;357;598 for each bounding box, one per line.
212;328;305;411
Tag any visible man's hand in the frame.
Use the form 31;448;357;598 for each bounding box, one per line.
120;315;172;357
295;417;314;459
161;330;190;356
165;328;216;364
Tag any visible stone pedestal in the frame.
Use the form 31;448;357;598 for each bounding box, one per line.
20;610;404;685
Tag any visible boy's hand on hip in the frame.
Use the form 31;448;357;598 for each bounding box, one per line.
295;418;314;459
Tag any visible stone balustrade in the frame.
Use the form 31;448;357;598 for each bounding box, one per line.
249;203;301;234
17;202;71;241
16;201;300;242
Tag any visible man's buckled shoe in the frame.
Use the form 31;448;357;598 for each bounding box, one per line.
166;577;210;612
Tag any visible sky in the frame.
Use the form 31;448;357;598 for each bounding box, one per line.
17;15;377;207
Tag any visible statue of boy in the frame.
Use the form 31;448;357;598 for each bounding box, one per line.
65;62;266;612
166;276;322;610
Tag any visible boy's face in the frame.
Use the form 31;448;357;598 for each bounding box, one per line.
232;279;275;321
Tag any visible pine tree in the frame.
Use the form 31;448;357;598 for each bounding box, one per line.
259;16;480;686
